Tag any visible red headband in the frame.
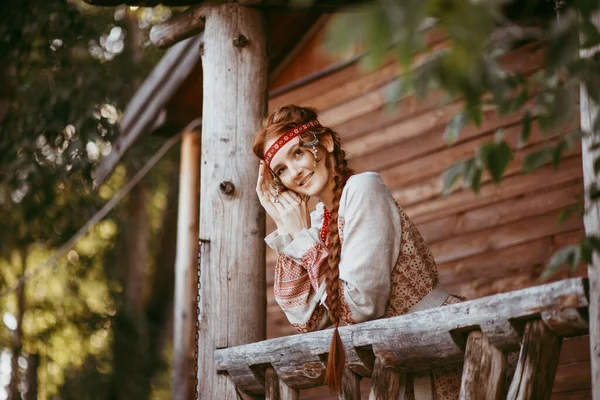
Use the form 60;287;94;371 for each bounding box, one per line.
264;120;321;166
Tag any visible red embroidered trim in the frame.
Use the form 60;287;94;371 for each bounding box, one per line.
264;120;321;166
320;207;331;244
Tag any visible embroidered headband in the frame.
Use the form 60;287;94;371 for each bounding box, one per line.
264;119;321;166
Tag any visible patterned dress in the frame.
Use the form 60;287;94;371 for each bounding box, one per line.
265;172;463;399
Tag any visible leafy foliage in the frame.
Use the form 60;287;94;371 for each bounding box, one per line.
0;1;178;399
326;0;600;279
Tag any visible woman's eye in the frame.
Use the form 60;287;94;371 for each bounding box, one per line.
294;149;303;156
276;167;285;176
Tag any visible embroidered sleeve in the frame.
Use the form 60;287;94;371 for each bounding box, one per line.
273;250;330;333
336;172;403;324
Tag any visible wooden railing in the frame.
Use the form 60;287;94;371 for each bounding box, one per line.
215;278;589;399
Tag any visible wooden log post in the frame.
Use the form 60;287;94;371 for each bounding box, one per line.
459;330;507;400
172;130;201;400
580;11;600;400
369;358;403;400
341;368;361;400
264;367;300;400
507;320;562;400
196;3;267;399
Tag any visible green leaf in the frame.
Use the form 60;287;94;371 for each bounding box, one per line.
518;111;532;148
462;158;482;194
523;148;552;173
540;245;580;281
594;157;600;175
385;78;405;110
442;161;466;196
557;204;578;226
579;235;600;264
444;113;465;145
485;141;513;183
545;10;579;72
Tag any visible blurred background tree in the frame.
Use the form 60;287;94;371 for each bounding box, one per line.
326;0;600;278
0;0;180;399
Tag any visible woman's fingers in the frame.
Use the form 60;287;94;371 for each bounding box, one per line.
279;191;300;206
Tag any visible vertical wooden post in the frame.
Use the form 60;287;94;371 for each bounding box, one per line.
341;368;361;400
581;12;600;400
507;320;562;400
265;367;280;400
459;330;507;400
172;130;201;400
264;367;300;400
197;3;267;399
369;358;402;400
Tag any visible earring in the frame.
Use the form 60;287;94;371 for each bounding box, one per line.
301;132;320;170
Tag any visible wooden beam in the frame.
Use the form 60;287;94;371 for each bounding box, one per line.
215;279;588;394
171;129;201;400
150;6;206;48
580;12;600;400
507;320;563;400
196;3;267;399
93;35;202;187
459;331;507;399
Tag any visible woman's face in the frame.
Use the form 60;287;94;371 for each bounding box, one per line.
266;134;333;199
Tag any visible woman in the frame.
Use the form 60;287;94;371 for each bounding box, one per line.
253;105;463;399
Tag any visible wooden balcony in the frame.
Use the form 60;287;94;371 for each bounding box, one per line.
215;278;589;399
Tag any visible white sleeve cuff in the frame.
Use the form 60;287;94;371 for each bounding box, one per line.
264;229;292;253
283;227;321;263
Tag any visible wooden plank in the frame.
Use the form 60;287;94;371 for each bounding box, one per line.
552;361;592;393
559;336;590;365
368;358;402;400
216;279;588;392
300;41;544;131
429;210;582;264
378;116;579;190
419;182;582;244
579;12;600;399
149;6;206;48
459;331;507;399
404;154;583;224
551;390;592;400
197;4;267;398
507;320;563;400
172;131;201;400
446;261;587;301
269;32;448;111
352;107;524;174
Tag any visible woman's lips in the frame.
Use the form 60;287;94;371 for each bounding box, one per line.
299;173;313;186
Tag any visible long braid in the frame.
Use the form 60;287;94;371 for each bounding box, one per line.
324;133;353;393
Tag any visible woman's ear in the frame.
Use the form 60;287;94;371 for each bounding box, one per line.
321;133;334;153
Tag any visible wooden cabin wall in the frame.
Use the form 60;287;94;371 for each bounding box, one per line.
265;21;590;399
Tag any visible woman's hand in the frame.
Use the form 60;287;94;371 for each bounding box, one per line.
256;161;282;225
272;190;310;238
256;161;310;238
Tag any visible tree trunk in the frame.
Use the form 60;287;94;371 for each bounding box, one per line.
196;3;267;398
8;249;27;400
172;130;201;400
111;172;150;400
145;155;179;378
24;353;40;400
580;11;600;400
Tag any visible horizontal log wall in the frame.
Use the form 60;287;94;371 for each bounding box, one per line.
265;20;588;399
